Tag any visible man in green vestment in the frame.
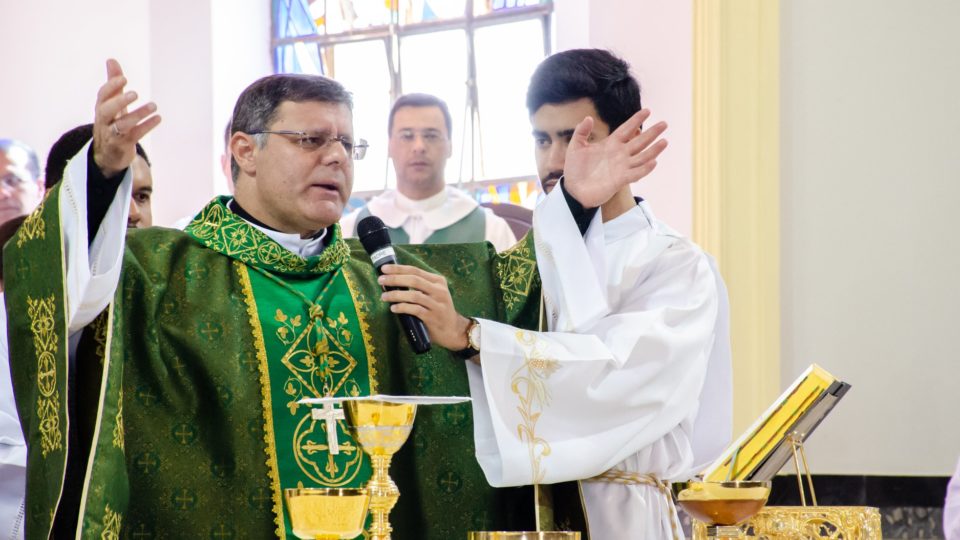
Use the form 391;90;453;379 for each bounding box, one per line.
4;58;658;538
3;59;549;539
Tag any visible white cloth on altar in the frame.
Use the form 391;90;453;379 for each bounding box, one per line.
945;457;960;540
467;187;732;539
340;187;517;251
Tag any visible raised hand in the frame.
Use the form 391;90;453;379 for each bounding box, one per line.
92;58;161;178
562;109;668;209
378;264;471;351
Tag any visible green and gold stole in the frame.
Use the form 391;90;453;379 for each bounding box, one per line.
185;197;381;537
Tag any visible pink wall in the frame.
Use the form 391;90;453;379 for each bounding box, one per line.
1;1;153;169
554;0;693;236
0;0;270;226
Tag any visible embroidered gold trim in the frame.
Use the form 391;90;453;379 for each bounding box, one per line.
17;201;46;247
100;504;122;540
186;197;349;274
92;312;109;363
340;267;379;394
495;233;539;311
28;295;62;457
511;329;559;484
112;388;124;450
76;301;118;538
238;263;287;538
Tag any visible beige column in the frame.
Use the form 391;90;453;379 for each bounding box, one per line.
693;0;781;433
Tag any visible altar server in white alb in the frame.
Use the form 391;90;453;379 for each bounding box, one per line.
383;48;732;539
341;93;516;251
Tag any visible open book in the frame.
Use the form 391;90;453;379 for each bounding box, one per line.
702;364;851;482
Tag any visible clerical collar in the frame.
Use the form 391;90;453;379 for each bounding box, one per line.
227;199;330;258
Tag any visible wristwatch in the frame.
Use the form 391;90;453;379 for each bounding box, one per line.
453;317;481;360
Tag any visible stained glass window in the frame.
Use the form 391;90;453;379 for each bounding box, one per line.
272;0;552;203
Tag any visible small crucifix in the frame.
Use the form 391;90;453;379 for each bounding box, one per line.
311;401;345;455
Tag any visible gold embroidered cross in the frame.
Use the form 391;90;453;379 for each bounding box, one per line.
311;402;345;455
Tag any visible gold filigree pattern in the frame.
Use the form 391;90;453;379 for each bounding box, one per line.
694;506;883;539
16;202;46;247
341;268;378;394
112;388;124;450
28;295;62;456
100;504;122;540
495;234;539;311
293;412;363;487
276;308;359;413
92;312;109;362
237;264;287;538
274;306;363;485
512;329;559;483
185;197;349;275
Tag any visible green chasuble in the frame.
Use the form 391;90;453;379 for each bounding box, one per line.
4;194;545;539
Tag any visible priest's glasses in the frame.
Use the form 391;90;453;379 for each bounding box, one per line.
672;480;771;539
284;487;371;540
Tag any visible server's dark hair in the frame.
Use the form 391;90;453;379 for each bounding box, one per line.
45;124;150;189
526;49;641;131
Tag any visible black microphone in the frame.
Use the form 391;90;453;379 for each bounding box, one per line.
357;216;431;354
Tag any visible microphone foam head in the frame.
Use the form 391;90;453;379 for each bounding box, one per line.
357;215;392;253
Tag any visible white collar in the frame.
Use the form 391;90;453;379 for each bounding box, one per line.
366;187;479;230
601;201;653;243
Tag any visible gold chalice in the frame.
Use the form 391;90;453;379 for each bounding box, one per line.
284;487;370;540
672;480;771;539
345;399;417;540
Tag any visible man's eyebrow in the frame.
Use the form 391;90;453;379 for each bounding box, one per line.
532;129;549;138
556;129;576;139
135;187;153;194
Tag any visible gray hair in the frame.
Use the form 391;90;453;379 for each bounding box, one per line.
0;139;41;181
230;74;353;181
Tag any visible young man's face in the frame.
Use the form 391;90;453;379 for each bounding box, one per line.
531;97;611;194
128;155;153;228
388;105;451;199
0;147;43;226
236;100;355;235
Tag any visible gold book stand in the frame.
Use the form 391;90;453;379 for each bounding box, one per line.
692;437;882;540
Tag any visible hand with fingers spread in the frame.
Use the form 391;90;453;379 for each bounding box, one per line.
93;58;162;178
378;264;472;351
562;109;668;209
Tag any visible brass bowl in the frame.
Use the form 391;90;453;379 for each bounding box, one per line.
672;480;771;526
468;533;581;540
284;487;370;539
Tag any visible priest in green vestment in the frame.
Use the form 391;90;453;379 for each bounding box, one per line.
4;60;546;539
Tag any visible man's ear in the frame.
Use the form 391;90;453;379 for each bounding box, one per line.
231;132;258;179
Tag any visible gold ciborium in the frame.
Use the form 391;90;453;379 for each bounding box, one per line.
284;487;371;540
672;480;771;539
345;399;417;540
